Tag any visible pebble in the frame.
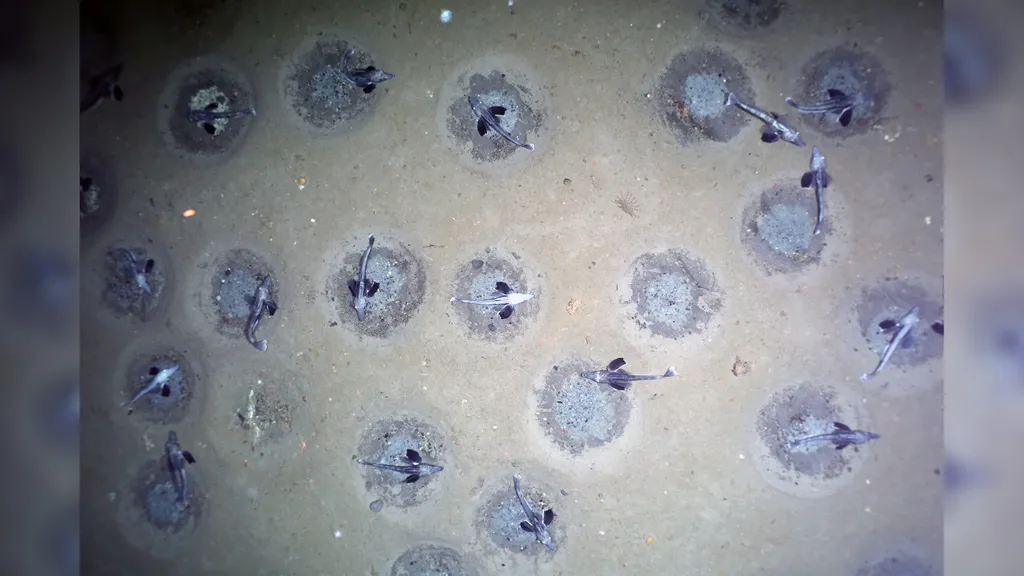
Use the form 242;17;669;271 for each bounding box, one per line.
563;177;572;185
369;499;384;513
471;259;484;270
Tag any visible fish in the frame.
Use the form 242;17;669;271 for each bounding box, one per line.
358;449;444;484
121;365;178;407
785;88;868;127
114;248;154;295
81;64;124;114
342;48;395;94
725;92;806;148
800;145;832;235
187;102;257;135
450;281;533;319
246;275;278;352
861;305;921;380
580;357;677;391
788;421;880;451
513;473;557;551
165;430;196;504
468;95;535;151
348;234;381;322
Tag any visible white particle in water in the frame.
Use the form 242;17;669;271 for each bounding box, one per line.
334;529;342;538
440;9;452;23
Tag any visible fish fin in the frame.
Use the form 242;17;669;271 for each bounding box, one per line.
161;384;171;397
608;381;630;391
81;177;93;189
205;102;219;111
144;259;155;273
363;84;376;94
607;358;626;371
838;108;853;127
834;442;850;450
404;474;420;483
244;294;256;306
931;321;944;335
348;279;359;297
725;92;738;106
202;123;216;135
489;106;507;116
822;171;832;188
901;332;916;348
182;451;196;464
367;282;380;297
520;521;535;532
760;130;780;143
498;305;514;319
255;340;268;352
544;508;555;525
365;66;377;72
266;300;278;316
833;422;851;431
877;319;897;332
477;118;488;136
784;97;798;108
113;85;124;101
664;367;677;377
149;366;160;376
827;88;847;99
405;449;422;463
495;281;511;294
800;172;813;188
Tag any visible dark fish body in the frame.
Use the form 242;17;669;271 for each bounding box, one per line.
121;364;178;407
246;276;278;352
789;422;880;450
450;280;533;320
187;103;256;134
580;357;677;391
726;92;806;148
342;48;395;94
468;95;535;151
862;305;920;380
81;64;124;113
800;145;832;235
358;449;443;483
348;234;380;322
785;89;868;127
513;474;557;551
165;430;196;504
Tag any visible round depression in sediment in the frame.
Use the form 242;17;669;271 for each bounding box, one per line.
206;248;278;341
157;54;256;164
117;348;199;425
700;0;785;33
99;241;171;323
535;358;632;456
448;251;540;343
626;249;722;339
236;370;309;451
476;475;562;556
854;279;943;386
754;382;873;498
355;416;445;509
80;155;117;240
123;457;203;537
436;54;550;172
655;46;754;146
793;46;891;138
390;544;478;576
855;552;936;576
741;180;830;274
328;236;426;339
279;33;389;136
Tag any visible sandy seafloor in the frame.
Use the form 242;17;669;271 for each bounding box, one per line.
79;0;944;574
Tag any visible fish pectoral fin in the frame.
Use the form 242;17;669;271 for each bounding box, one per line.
495;281;511;294
265;300;278;316
800;172;814;188
144;259;155;273
205;102;219;111
607;358;627;371
113;85;124;101
827;88;848;99
160;384;171;397
477;118;488;136
833;422;851;431
405;449;422;463
498;304;514;319
367;282;381;297
834;442;851;450
365;66;377;72
544;508;555;525
608;380;630;391
363;84;376;94
520;521;536;533
900;332;916;348
347;279;359;297
244;294;255;307
403;474;420;483
182;450;196;464
489;105;507;116
822;171;832;188
202;123;216;135
760;131;781;143
838;108;853;127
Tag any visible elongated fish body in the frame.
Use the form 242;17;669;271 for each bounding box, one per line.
468;95;535;151
785;89;868;127
861;305;920;380
187;103;257;135
116;248;152;295
580;357;677;391
789;422;880;450
726;92;806;147
450;281;533;319
165;430;196;504
342;48;395;94
358;449;443;483
800;145;832;235
122;364;178;407
348;234;381;321
246;276;278;351
513;474;557;551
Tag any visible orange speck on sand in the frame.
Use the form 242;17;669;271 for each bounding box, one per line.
646;536;654;545
182;209;196;217
298;177;307;186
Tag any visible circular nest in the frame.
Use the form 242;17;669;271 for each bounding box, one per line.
535;358;632;455
129;457;203;534
741;180;830;274
854;279;943;386
476;474;562;556
792;46;891;138
390;544;478;576
626;249;722;339
355;416;445;509
99;241;171;323
119;348;198;425
700;0;785;33
207;248;278;340
449;251;541;343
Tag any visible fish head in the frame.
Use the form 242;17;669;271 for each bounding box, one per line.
537;529;557;551
580;370;605;383
371;70;395;83
354;306;366;321
789;132;806;148
423;464;445;475
508;292;534;306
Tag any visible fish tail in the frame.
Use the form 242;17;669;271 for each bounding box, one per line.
664;367;677;377
725;92;738;106
255;340;268;352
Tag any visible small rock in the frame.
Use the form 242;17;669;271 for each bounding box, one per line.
471;259;484;270
488;323;497;332
731;356;750;377
512;252;521;260
560;489;569;496
563;177;572;185
369;499;384;513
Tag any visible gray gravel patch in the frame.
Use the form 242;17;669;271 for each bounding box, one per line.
628;249;722;339
536;358;632;455
794;46;891;138
449;251;540;343
390;544;478;576
742;180;829;274
477;475;561;556
355;416;445;509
